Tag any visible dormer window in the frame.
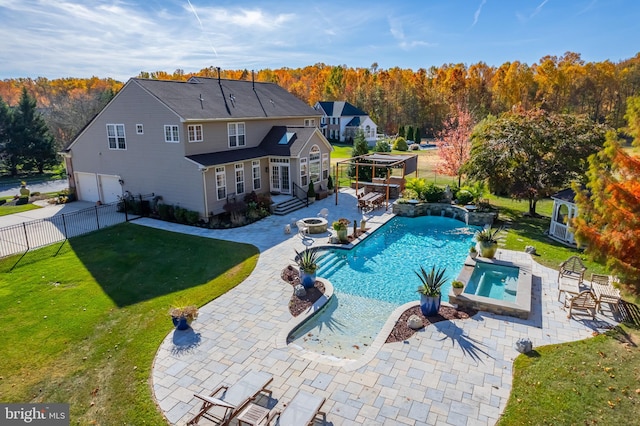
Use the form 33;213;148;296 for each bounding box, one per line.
304;119;316;127
228;123;245;147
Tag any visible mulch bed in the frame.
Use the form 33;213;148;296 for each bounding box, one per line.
281;266;477;341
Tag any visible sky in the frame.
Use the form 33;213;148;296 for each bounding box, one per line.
0;0;639;82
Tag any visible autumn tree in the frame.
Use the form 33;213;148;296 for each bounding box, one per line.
436;105;475;187
465;108;607;215
572;97;640;289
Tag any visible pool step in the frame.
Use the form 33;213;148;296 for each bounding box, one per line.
317;252;347;277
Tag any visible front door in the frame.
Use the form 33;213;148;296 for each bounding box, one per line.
270;163;290;194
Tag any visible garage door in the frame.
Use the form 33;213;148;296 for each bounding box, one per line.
75;172;100;202
99;175;122;203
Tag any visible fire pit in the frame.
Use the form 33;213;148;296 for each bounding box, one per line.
297;217;328;234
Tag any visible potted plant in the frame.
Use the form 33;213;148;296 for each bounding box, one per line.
169;305;199;330
415;265;449;316
469;245;478;259
451;280;465;296
307;179;316;203
474;227;502;258
332;218;349;243
294;247;319;288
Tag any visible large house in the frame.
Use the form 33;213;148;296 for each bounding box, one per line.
62;76;332;217
314;101;377;145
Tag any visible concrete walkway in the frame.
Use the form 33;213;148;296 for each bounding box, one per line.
143;192;618;425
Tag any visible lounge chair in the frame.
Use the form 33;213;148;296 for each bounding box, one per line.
267;390;326;426
589;273;622;313
566;290;598;319
187;370;273;425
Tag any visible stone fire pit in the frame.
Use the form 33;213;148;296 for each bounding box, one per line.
297;217;328;234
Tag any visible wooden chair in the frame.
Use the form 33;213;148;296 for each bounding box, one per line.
267;390;326;426
187;370;273;425
566;290;598;319
589;273;621;313
558;256;587;286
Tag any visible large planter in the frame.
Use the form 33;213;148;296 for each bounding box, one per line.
172;316;191;330
336;228;348;242
478;241;498;258
299;270;316;288
420;294;441;316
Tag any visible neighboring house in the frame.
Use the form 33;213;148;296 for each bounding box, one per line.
314;101;377;145
62;76;332;217
549;188;579;245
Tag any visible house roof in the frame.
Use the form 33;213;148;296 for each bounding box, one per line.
185;126;319;168
345;116;361;127
134;77;319;120
551;188;577;203
317;101;367;117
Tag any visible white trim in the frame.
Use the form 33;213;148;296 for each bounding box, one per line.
188;124;203;142
164;125;179;143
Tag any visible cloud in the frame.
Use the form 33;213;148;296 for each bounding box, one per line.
388;17;432;50
517;0;549;22
473;0;487;27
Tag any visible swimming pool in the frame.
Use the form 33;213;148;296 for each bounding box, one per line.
287;216;478;359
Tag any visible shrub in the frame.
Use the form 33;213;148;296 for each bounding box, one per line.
393;137;408;151
307;179;316;198
327;175;334;190
373;140;391;152
158;203;174;221
185;210;200;225
423;183;445;203
174;206;187;224
409;143;420;150
455;189;474;205
16;196;29;205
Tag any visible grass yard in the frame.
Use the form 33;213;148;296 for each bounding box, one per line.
498;325;640;425
0;202;41;216
0;223;258;424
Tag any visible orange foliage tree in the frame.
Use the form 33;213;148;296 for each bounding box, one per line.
572;96;640;289
435;105;475;187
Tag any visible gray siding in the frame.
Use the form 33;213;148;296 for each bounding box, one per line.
69;82;205;213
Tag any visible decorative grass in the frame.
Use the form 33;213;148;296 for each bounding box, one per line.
0;223;258;424
498;325;640;425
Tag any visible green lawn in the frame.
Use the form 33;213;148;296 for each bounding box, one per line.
498;325;640;425
0;223;259;424
0;202;41;216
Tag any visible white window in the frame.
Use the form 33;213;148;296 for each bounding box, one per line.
188;124;203;142
252;160;261;190
300;157;308;187
309;145;321;182
235;163;245;195
322;153;329;180
228;122;245;147
136;124;143;135
304;118;316;127
215;167;226;200
164;125;179;143
106;124;126;150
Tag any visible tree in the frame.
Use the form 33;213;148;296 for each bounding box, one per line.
436;105;475;187
465;108;607;215
8;88;58;174
348;129;370;179
398;125;405;139
406;125;414;142
414;127;421;144
572;97;640;289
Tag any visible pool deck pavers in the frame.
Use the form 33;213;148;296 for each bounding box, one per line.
142;191;619;425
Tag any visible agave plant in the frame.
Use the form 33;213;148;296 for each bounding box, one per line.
474;227;502;244
415;265;449;297
294;248;319;273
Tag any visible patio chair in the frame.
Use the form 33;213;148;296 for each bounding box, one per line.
589;273;622;313
267;390;326;426
566;290;598;319
558;256;587;285
317;208;329;219
187;370;273;425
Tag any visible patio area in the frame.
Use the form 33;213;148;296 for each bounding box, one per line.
142;190;619;425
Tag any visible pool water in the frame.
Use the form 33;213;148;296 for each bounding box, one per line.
464;262;519;302
287;216;477;359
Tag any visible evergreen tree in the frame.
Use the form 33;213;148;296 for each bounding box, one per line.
407;125;414;142
349;129;372;180
9;88;58;174
414;127;421;144
398;125;405;139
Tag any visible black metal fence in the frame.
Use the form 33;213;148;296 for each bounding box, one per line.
0;201;137;259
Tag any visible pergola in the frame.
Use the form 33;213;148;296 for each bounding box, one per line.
334;153;419;209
